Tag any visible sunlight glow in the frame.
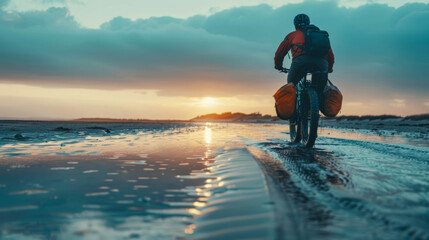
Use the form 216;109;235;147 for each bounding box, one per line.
184;224;196;235
193;201;207;208
202;97;215;106
187;208;201;216
205;126;212;145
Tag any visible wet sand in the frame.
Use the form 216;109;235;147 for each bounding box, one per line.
0;122;277;239
0;121;428;239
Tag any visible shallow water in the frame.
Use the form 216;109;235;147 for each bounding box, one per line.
0;121;428;239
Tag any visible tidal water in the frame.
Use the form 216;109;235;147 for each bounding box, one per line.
0;121;428;240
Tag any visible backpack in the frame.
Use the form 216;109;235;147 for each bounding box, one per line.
303;25;331;57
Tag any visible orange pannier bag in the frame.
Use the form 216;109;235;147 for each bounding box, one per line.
273;83;296;120
321;80;343;117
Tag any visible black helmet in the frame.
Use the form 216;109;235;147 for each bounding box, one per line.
294;14;310;28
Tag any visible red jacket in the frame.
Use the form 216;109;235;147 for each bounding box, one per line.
274;29;335;71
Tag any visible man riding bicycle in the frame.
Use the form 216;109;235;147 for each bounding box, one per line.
274;14;335;92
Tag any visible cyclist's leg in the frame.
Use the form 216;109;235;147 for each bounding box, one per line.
312;58;329;94
287;56;309;85
288;56;308;124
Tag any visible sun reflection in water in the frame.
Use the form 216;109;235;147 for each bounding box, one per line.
184;224;196;234
187;208;201;216
193;201;207;208
204;124;212;145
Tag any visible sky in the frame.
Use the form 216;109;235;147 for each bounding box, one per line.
0;0;428;119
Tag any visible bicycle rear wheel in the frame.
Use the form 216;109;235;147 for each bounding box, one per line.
300;88;320;148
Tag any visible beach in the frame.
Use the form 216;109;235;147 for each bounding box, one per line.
0;121;428;239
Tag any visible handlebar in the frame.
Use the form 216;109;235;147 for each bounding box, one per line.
278;68;331;74
279;68;289;73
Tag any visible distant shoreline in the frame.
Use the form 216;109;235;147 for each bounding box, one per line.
0;113;428;123
0;118;188;123
190;112;429;122
0;113;427;139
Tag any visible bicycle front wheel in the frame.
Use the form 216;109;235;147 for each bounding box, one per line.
289;120;301;143
300;88;320;148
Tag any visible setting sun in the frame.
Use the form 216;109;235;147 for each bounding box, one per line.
202;97;215;106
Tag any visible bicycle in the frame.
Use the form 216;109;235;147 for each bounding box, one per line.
280;68;327;148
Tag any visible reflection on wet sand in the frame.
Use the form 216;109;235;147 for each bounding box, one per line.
0;122;279;239
0;124;217;239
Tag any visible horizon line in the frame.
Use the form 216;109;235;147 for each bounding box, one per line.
1;112;428;122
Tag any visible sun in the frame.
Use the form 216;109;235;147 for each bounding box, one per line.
202;97;215;106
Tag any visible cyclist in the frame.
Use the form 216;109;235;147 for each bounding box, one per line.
274;14;334;92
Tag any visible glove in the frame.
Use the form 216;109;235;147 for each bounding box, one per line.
328;69;333;73
274;66;283;71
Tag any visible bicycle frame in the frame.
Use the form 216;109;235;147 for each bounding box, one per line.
294;74;313;122
281;68;327;147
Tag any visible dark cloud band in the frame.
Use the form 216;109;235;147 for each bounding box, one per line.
0;2;428;97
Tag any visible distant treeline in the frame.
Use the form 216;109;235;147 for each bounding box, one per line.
334;114;429;121
191;112;276;122
191;112;429;122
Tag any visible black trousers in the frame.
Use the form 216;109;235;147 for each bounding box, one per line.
287;55;328;94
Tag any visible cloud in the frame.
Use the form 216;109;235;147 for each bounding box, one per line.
0;0;10;8
0;1;428;98
0;7;78;28
11;0;83;6
391;98;406;107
